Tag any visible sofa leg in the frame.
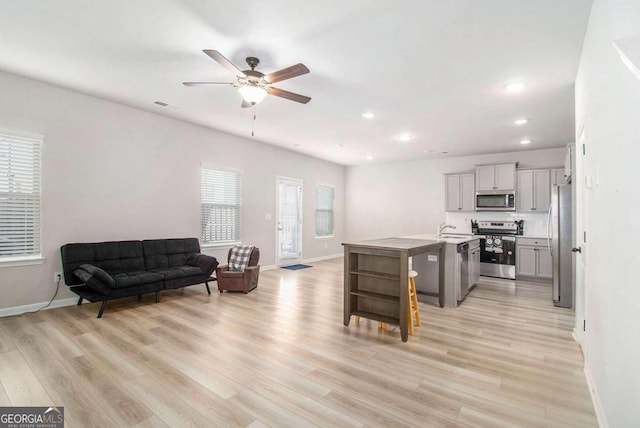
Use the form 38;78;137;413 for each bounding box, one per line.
97;300;107;318
77;297;83;305
138;294;142;301
155;291;160;303
205;282;211;295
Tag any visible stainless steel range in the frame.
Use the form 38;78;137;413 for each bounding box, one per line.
471;220;524;280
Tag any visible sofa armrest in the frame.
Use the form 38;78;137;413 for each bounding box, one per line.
215;264;228;277
73;264;115;296
187;254;219;276
243;265;260;290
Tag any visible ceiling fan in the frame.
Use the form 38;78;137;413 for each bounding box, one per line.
183;49;311;107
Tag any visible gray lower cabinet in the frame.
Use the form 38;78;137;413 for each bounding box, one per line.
445;173;475;211
516;238;552;281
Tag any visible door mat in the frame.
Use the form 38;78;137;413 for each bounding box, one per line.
281;264;312;270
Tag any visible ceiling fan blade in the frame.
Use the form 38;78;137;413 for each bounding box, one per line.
267;87;311;104
241;100;252;108
203;49;246;77
264;63;310;83
183;82;234;86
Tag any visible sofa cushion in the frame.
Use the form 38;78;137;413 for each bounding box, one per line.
150;266;204;280
61;241;145;286
112;271;164;289
142;238;201;270
221;270;245;278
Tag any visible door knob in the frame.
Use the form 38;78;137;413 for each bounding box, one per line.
571;247;582;253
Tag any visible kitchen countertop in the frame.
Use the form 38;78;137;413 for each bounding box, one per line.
401;233;479;245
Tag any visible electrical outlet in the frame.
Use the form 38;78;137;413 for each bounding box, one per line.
54;272;62;283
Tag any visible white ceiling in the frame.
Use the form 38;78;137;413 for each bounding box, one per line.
0;0;592;165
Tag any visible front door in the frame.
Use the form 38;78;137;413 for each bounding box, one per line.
276;177;303;266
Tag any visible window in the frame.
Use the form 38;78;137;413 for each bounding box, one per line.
315;184;334;237
201;166;242;244
0;131;42;260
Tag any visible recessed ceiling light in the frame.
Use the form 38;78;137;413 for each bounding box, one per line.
361;112;375;120
366;155;373;161
504;81;526;93
153;101;169;107
394;133;413;143
520;139;532;145
436;151;449;155
336;144;344;148
514;118;529;125
423;150;433;153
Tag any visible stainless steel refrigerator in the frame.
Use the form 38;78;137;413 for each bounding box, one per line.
548;184;573;308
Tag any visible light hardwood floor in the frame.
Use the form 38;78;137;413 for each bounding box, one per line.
0;258;597;427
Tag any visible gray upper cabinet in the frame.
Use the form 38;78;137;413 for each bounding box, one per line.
475;163;516;191
445;173;475;211
517;169;550;212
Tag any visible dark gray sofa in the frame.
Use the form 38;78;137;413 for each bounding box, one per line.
60;238;218;318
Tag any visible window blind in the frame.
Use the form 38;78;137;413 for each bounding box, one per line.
0;131;42;258
315;185;334;237
201;167;242;244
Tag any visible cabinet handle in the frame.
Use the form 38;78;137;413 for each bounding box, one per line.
492;186;497;189
531;207;536;210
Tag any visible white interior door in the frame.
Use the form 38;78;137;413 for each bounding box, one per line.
276;177;303;266
574;130;588;345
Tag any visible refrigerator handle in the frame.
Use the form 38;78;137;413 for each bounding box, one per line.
546;202;552;255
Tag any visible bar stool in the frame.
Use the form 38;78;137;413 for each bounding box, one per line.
408;269;421;335
354;316;387;329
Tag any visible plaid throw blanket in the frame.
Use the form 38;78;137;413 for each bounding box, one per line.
229;245;255;271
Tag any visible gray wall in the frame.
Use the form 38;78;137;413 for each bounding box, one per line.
345;148;565;241
0;70;344;310
575;0;640;426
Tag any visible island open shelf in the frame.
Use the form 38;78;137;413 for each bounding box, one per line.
342;237;445;342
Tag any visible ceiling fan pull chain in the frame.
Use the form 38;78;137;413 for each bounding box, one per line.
251;106;256;137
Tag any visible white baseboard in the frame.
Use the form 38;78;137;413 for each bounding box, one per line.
261;264;277;271
0;297;78;318
303;253;343;263
584;362;608;428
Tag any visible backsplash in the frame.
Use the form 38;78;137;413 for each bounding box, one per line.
445;211;549;237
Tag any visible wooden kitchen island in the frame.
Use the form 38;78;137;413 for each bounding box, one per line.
342;237;445;342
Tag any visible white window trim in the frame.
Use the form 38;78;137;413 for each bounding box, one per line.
201;241;241;249
0;256;45;268
314;183;335;239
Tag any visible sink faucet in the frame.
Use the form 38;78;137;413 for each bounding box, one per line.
438;223;457;236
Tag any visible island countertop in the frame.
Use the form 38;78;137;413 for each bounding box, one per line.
342;237;443;253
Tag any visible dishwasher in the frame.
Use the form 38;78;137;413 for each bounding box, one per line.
456;242;470;302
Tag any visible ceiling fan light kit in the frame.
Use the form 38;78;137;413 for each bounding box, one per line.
183;50;311;107
238;85;268;105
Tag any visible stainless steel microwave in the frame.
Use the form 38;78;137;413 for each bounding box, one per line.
476;191;516;211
